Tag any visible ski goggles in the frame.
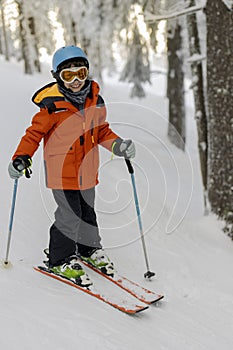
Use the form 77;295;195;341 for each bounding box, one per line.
59;66;88;83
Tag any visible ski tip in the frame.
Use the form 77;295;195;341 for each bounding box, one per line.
119;304;149;314
135;305;150;313
149;294;164;304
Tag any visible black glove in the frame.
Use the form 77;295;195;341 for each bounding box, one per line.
8;155;32;179
112;138;136;159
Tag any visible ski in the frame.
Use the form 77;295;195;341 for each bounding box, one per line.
34;266;149;314
77;258;164;305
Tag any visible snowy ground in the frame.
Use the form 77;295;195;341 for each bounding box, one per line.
0;57;233;350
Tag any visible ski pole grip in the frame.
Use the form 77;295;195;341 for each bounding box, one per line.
13;158;25;172
125;158;134;174
12;156;32;178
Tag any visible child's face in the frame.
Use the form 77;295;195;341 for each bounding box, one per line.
64;79;85;92
61;61;87;92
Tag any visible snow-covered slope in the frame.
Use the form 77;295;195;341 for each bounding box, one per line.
0;58;233;350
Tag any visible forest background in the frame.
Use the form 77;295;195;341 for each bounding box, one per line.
0;0;232;235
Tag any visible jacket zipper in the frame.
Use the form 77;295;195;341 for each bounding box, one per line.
91;120;94;145
79;121;85;187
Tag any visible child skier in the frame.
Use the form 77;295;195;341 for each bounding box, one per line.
8;45;135;287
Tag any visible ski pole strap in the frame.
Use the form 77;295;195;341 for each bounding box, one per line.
124;158;134;174
24;167;32;179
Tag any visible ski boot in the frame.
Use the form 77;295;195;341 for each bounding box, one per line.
44;251;92;288
80;249;115;277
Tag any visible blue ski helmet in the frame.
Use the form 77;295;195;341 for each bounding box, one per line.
52;45;89;72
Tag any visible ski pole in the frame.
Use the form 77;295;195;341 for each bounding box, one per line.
3;178;19;267
124;159;155;279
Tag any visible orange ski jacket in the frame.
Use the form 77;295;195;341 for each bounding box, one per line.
13;81;119;190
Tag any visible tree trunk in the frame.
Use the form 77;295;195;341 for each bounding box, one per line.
144;0;160;52
167;19;186;151
186;0;208;210
71;20;77;45
90;0;104;84
0;30;2;55
16;0;33;74
206;0;233;234
28;16;41;73
0;0;9;60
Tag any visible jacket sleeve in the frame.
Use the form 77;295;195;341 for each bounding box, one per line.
96;96;120;151
12;109;54;159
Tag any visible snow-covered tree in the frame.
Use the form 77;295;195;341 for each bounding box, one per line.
32;1;56;57
14;0;56;73
143;1;187;147
0;0;10;60
56;0;78;45
120;5;151;99
186;0;208;209
143;0;161;52
15;0;34;74
68;0;120;83
206;0;233;235
27;15;41;72
167;17;186;150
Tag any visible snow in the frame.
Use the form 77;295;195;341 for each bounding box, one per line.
222;0;233;10
1;57;233;350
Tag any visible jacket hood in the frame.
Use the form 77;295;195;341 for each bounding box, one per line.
32;82;65;109
32;80;100;112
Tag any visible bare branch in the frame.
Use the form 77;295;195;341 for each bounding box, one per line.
144;5;204;23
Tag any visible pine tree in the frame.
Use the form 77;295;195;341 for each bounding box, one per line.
120;21;151;98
